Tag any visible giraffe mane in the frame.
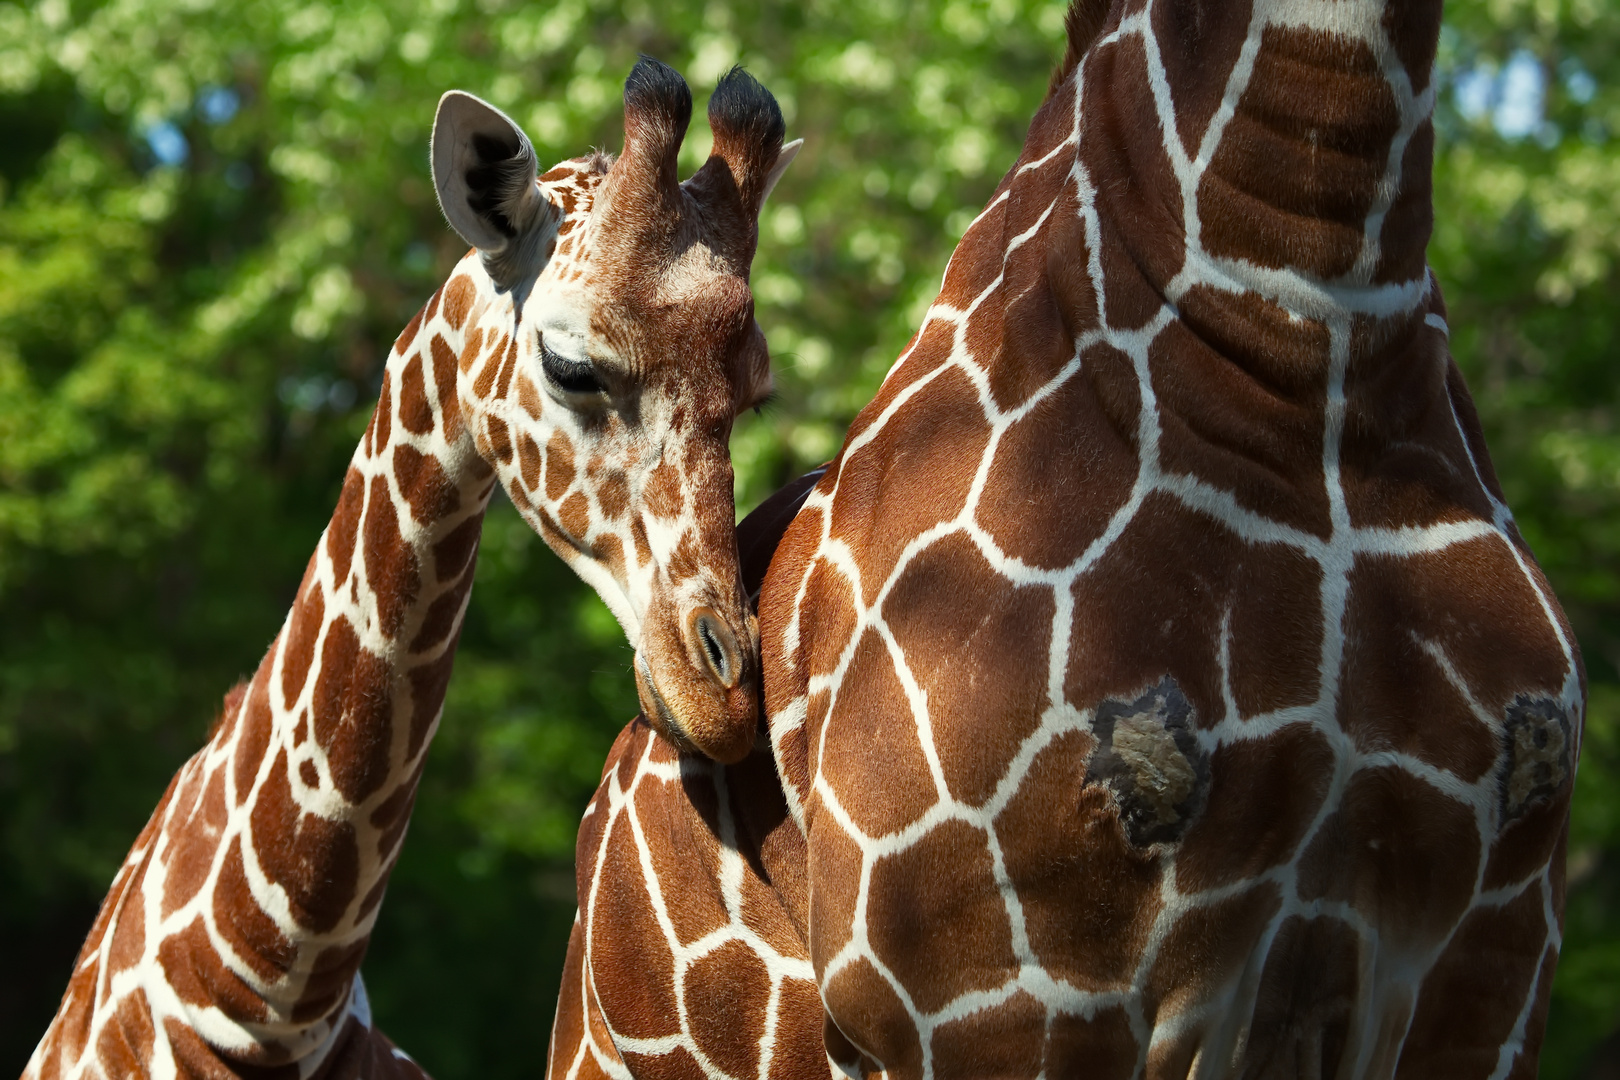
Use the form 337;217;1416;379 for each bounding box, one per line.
1046;0;1112;101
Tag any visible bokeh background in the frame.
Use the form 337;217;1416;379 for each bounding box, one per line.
1;0;1618;1074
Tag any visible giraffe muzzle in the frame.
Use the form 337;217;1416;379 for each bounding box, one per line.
632;602;760;764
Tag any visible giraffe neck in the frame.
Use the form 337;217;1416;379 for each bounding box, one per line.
1073;0;1439;381
121;277;493;1067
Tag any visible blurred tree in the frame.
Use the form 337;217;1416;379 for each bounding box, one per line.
0;0;1616;1076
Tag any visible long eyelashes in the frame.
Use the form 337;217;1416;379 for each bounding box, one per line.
540;340;606;396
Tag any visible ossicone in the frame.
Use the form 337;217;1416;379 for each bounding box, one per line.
704;65;787;211
613;55;694;210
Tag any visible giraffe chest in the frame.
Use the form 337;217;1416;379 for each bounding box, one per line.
763;386;1579;1077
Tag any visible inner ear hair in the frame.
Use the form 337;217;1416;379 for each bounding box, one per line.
465;132;547;240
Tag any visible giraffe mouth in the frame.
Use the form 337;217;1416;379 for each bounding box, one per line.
634;650;693;751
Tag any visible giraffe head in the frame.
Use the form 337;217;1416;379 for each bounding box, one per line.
430;58;800;764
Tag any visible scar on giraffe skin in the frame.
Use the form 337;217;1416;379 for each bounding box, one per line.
1084;677;1212;847
1500;695;1573;822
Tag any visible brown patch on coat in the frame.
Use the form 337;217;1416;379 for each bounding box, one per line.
1375;120;1434;285
1044;1005;1139;1078
1340;540;1567;782
884;533;1055;806
935;197;1008;312
978;357;1138;569
1341;315;1491;530
407;641;460;759
807;810;865;964
433;516;481;584
1150;0;1255;154
441;275;475;329
1297;766;1480;950
1144;880;1281;1023
820;957;923;1074
280;584;324;709
685;941;770;1079
1198;27;1396;278
374;371;394;450
392;304;423;356
516;433;542;492
392;444;461;526
818;631;938;837
233;669;274;804
311;615;395;804
398;354;435;435
213;836;297;982
1065;495;1324;728
162;767;229;919
326;468;365;584
643;457;685;521
867;820;1018;1014
408;559;475;654
459;326;484;374
472;334;507;398
1080;33;1185;326
1244;915;1361;1078
588;815;681;1042
1175;722;1335;892
159;916;268;1023
545;430;576;500
362;475;421;640
1154;289;1333;539
104;865;148;976
932;990;1045;1080
94;989;156;1077
250;750;361;933
829;366;990;605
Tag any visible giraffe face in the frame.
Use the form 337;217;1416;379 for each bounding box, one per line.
432;60;798;764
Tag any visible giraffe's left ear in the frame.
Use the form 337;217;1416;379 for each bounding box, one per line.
431;90;552;282
760;138;802;206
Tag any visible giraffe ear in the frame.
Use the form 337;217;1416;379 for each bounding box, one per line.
431;90;551;274
760;138;802;206
702;66;788;214
612;56;692;212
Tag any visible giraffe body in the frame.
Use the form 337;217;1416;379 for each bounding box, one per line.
26;59;798;1080
566;3;1584;1077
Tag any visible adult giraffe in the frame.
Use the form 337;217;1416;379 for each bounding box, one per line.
25;58;800;1080
555;1;1584;1077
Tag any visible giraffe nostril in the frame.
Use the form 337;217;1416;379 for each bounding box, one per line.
689;607;740;689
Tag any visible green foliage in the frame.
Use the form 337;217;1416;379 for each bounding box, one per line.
0;0;1617;1076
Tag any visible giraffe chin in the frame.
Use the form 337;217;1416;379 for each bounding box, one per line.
633;648;758;764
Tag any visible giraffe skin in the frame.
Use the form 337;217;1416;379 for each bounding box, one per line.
561;3;1585;1078
548;472;831;1080
24;59;798;1080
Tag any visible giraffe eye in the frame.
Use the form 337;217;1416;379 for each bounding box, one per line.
540;341;605;396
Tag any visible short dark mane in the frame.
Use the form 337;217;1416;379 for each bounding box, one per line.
1047;0;1111;101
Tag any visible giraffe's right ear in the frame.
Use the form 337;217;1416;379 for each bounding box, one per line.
431;91;551;279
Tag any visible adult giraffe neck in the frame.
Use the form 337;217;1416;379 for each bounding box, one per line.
751;1;1578;1073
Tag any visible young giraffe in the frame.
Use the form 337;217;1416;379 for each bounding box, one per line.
554;1;1584;1077
25;58;799;1080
